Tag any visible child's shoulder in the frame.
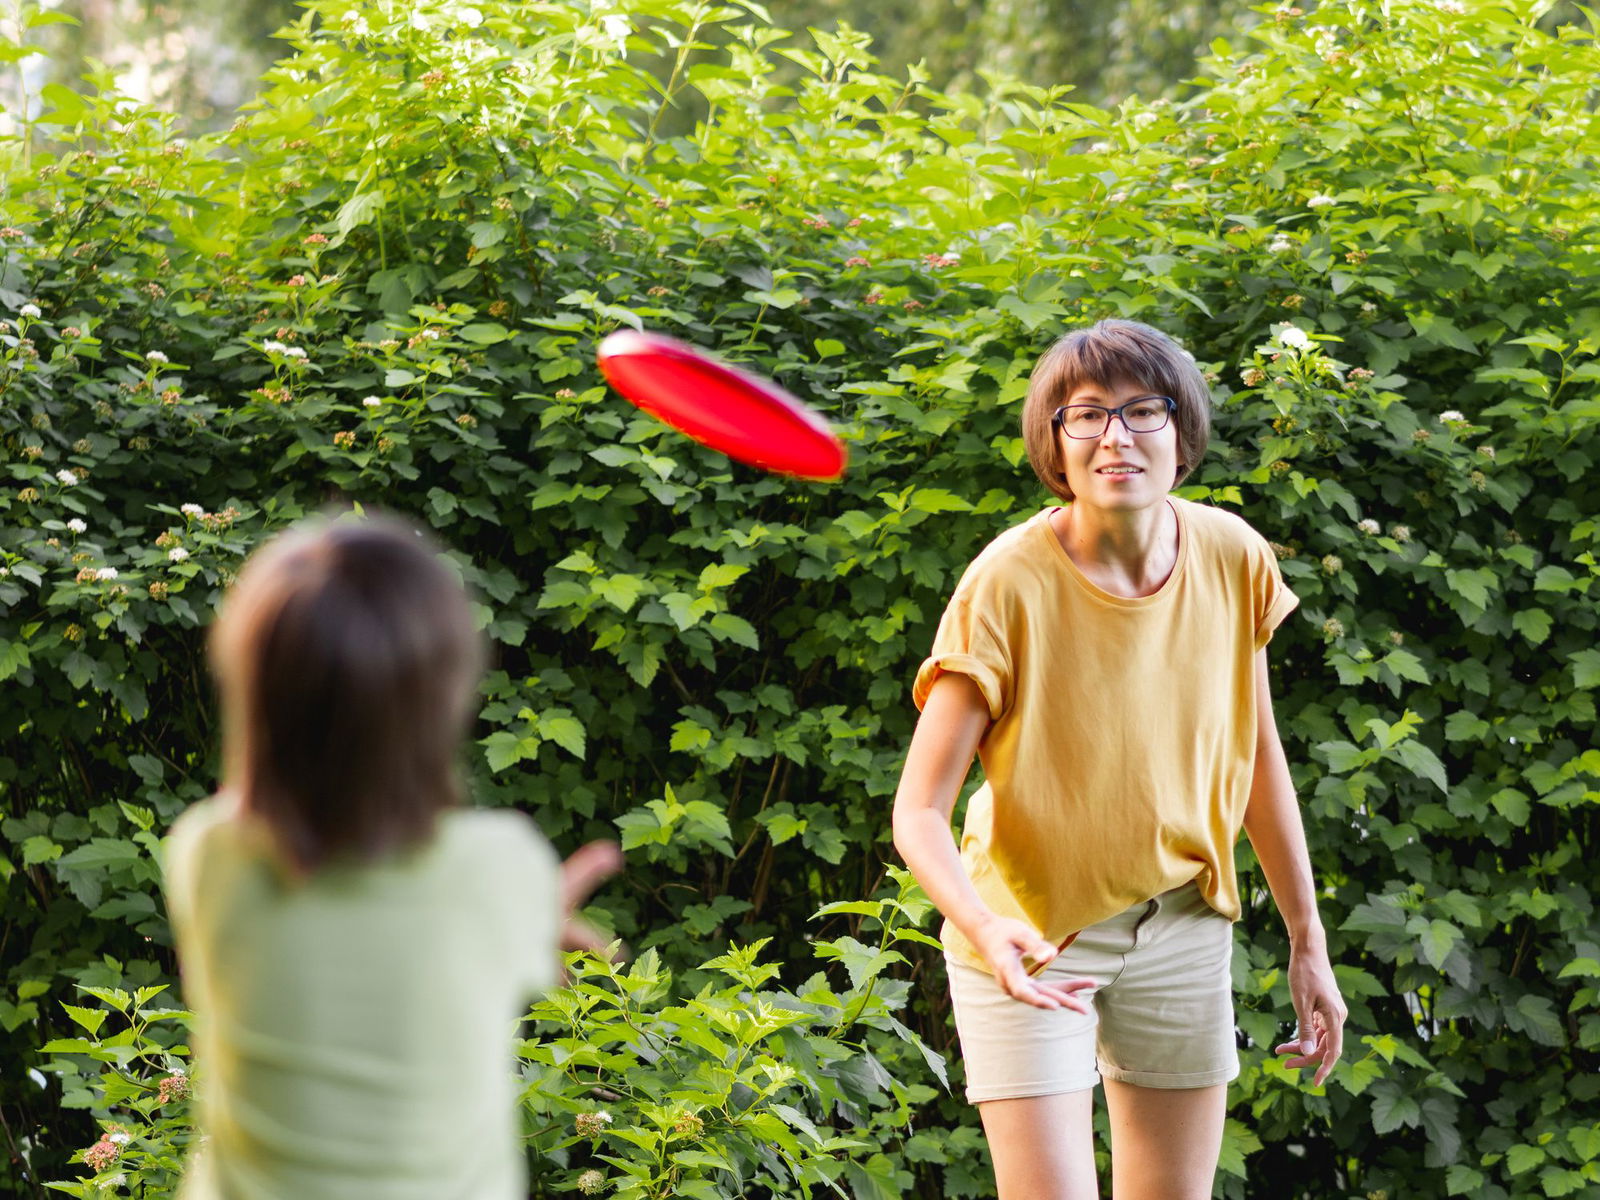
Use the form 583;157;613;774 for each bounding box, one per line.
165;792;246;861
162;792;264;904
439;808;558;872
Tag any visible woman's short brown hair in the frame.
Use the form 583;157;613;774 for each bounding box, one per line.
209;511;484;874
1021;319;1212;502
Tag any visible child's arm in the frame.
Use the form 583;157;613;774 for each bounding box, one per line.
1242;647;1347;1087
892;671;1092;1012
558;841;623;953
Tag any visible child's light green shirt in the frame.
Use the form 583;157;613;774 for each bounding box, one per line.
163;795;559;1200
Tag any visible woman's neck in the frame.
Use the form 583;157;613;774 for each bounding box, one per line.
1052;499;1179;598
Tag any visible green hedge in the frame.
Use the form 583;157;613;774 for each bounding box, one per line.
2;0;1597;1196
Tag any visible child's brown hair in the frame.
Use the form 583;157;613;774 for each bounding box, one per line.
209;512;484;873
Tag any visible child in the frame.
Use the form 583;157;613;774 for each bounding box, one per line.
892;320;1345;1199
163;512;619;1199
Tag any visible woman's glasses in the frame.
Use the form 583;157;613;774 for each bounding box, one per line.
1052;396;1176;440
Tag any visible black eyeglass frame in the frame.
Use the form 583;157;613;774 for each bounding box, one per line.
1051;395;1177;440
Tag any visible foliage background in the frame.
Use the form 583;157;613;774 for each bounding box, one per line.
10;0;1591;136
2;0;1598;1196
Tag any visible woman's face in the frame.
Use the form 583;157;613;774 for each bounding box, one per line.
1056;377;1181;512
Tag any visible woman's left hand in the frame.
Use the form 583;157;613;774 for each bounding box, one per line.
1274;942;1347;1088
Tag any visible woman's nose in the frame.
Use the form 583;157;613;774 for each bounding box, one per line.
1100;416;1135;447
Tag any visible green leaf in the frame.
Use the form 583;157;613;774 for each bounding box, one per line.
1511;608;1552;644
1505;1144;1545;1175
1444;568;1492;611
759;810;807;845
61;1004;105;1036
1539;1167;1587;1198
1216;1117;1262;1179
468;221;508;249
1489;788;1530;823
1382;649;1429;684
335;190;384;237
697;562;749;591
997;293;1057;330
1507;994;1563;1046
814;900;884;920
481;730;536;773
813;935;906;990
55;838;140;871
539;713;586;760
1395;740;1448;794
1571;648;1600;688
1418;920;1461;970
21;836;62;865
458;323;509;345
669;720;711;753
1371;1086;1421;1134
907;488;973;514
707;613;759;650
1317;740;1370;773
595;574;647;612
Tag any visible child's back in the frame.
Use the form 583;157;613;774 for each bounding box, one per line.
166;797;556;1199
160;513;607;1200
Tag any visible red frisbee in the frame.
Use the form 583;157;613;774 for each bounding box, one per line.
596;330;847;481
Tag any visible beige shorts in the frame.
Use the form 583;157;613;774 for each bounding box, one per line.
946;880;1239;1104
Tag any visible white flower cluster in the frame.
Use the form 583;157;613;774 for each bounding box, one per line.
19;303;41;319
1358;518;1381;535
169;547;190;563
262;340;309;361
180;503;204;516
1273;325;1312;351
362;396;382;409
1269;234;1294;254
146;350;169;364
96;567;118;581
67;518;87;534
57;469;79;486
1438;410;1466;423
1307;194;1337;208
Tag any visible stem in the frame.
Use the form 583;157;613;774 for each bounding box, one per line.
12;0;32;176
831;907;900;1036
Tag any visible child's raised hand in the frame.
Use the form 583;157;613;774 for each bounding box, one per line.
559;841;623;954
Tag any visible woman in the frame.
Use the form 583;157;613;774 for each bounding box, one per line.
893;320;1345;1199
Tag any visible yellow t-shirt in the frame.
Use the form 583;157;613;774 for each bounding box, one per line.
913;498;1299;973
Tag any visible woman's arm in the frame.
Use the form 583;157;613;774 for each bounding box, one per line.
1242;647;1347;1087
892;671;1092;1011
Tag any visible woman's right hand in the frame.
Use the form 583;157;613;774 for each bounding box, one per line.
970;913;1096;1012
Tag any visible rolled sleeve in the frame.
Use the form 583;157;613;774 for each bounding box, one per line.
1250;537;1300;649
912;598;1011;720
